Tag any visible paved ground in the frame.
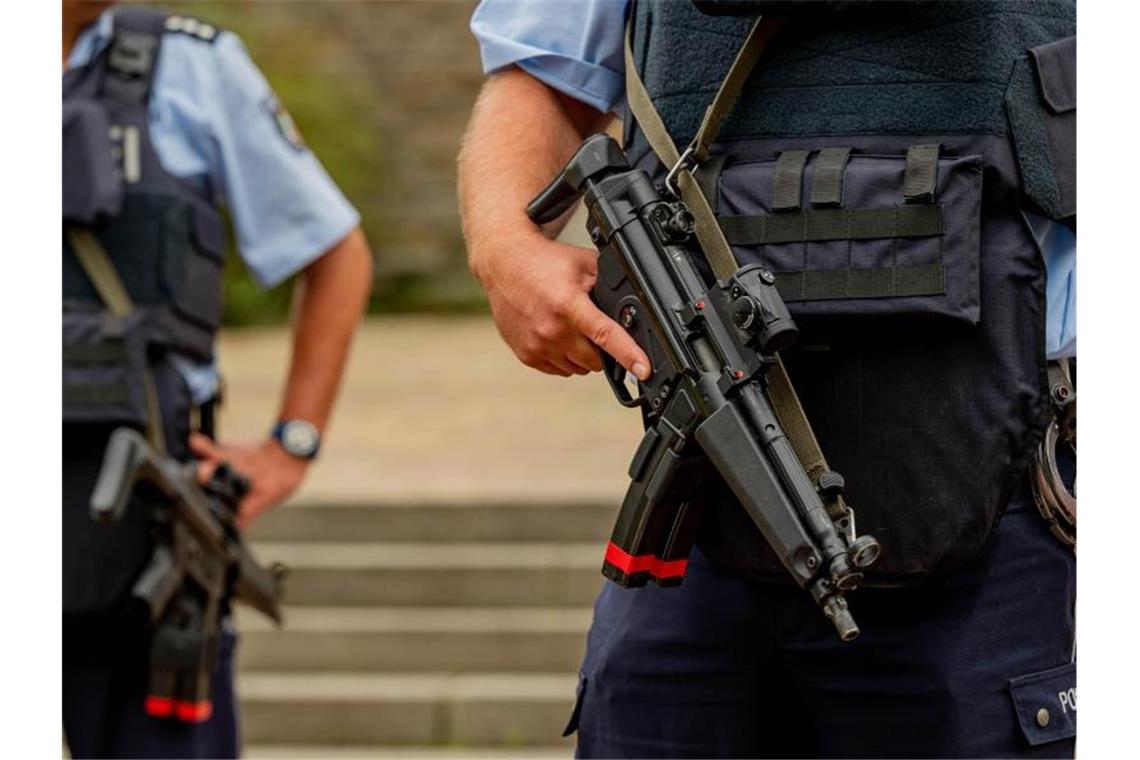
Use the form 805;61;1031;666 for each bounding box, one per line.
217;315;643;506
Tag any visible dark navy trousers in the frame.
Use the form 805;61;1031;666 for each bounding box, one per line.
62;611;240;759
569;500;1076;758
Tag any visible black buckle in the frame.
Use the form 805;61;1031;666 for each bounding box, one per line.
108;29;157;78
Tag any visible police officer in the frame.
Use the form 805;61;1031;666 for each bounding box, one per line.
63;2;372;757
459;1;1076;756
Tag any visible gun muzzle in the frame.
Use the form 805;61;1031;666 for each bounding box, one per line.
823;594;860;642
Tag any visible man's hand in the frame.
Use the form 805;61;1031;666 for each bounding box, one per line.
190;433;307;530
458;68;650;381
477;229;651;379
200;226;369;529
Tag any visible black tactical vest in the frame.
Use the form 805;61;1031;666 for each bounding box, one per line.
626;0;1075;581
63;7;226;428
62;8;226;613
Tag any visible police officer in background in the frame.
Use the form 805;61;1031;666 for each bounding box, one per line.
460;0;1075;757
63;1;372;756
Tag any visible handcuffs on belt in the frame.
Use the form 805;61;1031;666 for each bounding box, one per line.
1032;359;1076;548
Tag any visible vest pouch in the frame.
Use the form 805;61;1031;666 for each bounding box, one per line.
170;210;224;334
62;99;122;224
715;146;983;326
692;141;1031;581
63;306;152;428
162;205;225;358
61;194;221;361
1006;36;1076;221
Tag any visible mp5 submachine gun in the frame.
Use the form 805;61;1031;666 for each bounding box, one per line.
527;134;881;640
90;427;286;722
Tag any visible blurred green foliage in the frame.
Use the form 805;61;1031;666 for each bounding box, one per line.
155;1;488;326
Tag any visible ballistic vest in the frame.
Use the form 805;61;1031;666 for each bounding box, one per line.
62;8;226;613
626;0;1076;581
63;7;226;432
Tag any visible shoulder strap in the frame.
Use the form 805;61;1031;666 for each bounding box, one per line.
67;229;167;453
101;7;167;105
623;18;844;515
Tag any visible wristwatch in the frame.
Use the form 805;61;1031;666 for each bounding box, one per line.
271;419;321;461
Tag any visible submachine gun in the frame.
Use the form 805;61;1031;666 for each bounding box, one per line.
90;427;286;722
527;134;882;640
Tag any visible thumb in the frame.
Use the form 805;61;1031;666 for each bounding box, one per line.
188;432;221;461
570;296;652;381
196;458;218;485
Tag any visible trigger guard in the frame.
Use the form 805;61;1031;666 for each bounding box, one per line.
603;354;643;408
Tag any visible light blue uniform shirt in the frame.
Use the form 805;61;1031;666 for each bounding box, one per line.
67;10;361;403
471;0;1076;358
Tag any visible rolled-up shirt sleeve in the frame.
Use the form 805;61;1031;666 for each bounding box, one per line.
470;0;629;114
206;32;360;288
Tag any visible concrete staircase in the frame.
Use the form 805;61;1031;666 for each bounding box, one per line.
239;501;614;756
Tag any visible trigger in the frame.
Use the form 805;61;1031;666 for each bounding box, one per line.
604;354;642;408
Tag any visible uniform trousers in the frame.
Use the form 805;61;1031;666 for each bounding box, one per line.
570;495;1076;758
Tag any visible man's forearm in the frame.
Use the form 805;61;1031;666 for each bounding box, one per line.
456;66;650;379
277;227;373;431
458;66;611;278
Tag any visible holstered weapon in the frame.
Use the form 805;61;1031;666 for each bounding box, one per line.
90;427;286;721
528;134;881;640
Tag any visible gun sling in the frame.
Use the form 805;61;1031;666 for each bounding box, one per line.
66;227;167;453
623;19;845;513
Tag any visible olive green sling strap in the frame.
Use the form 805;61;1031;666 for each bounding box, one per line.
623;19;843;510
67;228;167;453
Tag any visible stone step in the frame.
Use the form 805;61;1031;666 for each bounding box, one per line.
239;673;579;747
257;542;605;607
250;501;616;544
237;607;591;673
245;746;571;759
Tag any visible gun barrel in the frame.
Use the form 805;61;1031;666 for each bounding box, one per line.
232;551;285;625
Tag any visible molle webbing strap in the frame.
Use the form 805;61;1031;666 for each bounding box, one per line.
66;228;166;453
63;342;132;364
719;204;944;245
64;384;133;407
772;150;810;211
775;264;946;303
810;147;852;207
623;16;843;512
903;144;940;203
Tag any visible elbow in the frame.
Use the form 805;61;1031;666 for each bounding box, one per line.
307;226;375;308
346;227;375;305
348;227;374;289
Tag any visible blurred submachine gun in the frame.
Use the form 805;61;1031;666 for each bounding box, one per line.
90;427;286;722
527;134;882;641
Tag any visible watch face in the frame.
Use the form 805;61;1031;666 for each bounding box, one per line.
281;420;319;458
